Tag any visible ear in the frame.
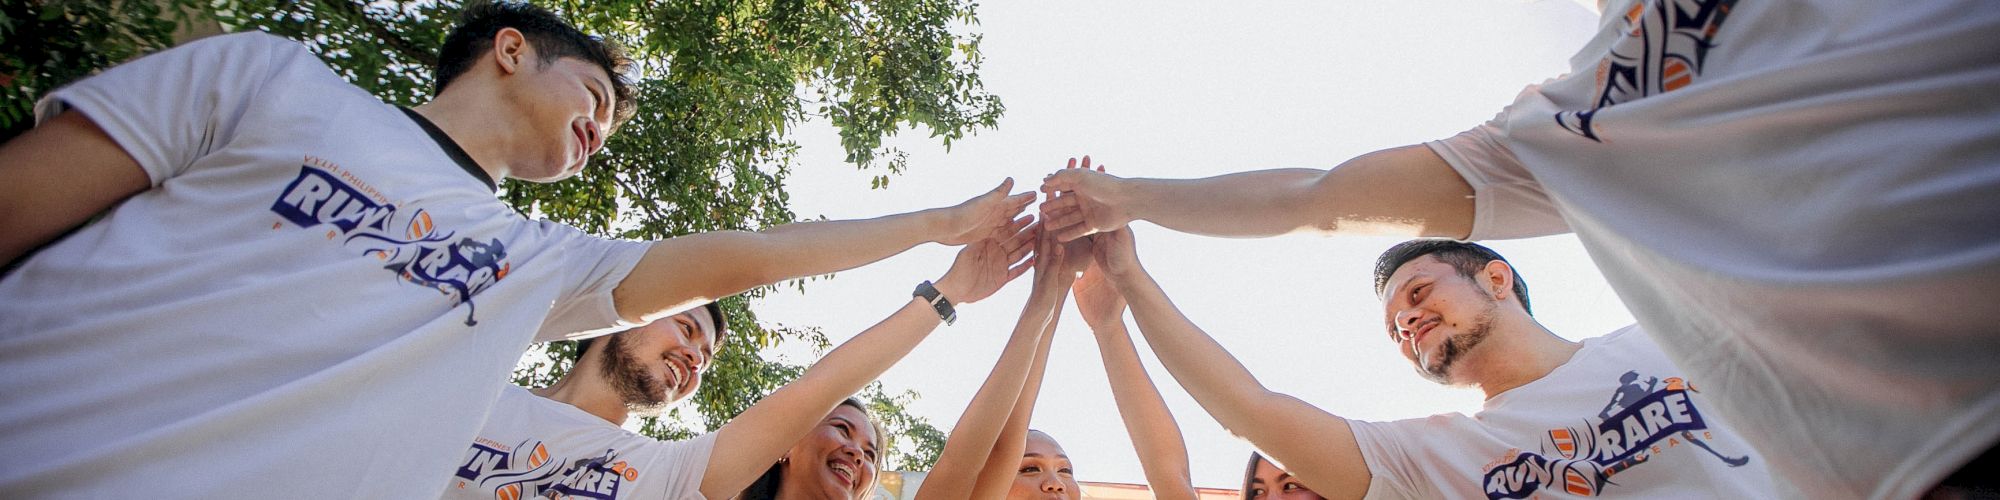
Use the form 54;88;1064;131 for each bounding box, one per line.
491;28;529;75
1481;260;1515;301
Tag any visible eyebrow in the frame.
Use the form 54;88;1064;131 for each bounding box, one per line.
1021;453;1070;460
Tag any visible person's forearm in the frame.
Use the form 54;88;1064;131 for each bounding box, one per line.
1127;146;1471;238
1113;270;1278;431
1095;323;1197;499
915;292;1061;500
1115;270;1373;498
702;296;942;497
1120;168;1330;238
738;208;952;285
967;295;1064;498
616;209;952;322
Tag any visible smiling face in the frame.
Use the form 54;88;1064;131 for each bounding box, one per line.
598;309;717;414
1244;455;1326;500
1380;255;1502;385
1008;431;1081;500
778;404;881;500
497;44;616;182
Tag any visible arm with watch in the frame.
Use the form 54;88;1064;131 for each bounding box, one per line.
697;225;1039;498
916;227;1086;499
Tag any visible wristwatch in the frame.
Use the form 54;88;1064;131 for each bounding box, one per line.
913;280;957;325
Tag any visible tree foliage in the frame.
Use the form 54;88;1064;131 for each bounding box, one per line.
1;0;1001;471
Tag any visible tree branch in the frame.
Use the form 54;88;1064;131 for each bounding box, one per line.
315;0;436;67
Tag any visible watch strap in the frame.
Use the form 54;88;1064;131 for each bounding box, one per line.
914;280;957;325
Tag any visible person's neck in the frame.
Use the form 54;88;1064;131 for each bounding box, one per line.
1460;317;1581;400
530;365;630;426
770;475;812;500
412;91;514;183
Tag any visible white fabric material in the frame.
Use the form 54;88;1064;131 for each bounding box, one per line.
0;33;650;498
443;386;715;500
1351;326;1776;499
1424;1;2000;497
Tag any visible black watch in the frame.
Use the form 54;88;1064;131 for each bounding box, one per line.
913;280;957;325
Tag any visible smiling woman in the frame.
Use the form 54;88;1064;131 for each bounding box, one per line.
739;398;889;500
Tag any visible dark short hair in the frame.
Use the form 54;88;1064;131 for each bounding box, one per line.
1373;239;1532;315
433;1;636;126
577;302;728;357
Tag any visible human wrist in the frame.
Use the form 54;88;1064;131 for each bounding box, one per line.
914;280;959;325
923;206;956;244
1114;177;1151;223
1086;319;1127;336
932;275;969;304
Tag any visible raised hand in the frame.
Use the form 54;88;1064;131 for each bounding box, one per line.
1030;218;1082;297
1039;156;1132;242
938;178;1038;246
934;217;1038;305
1073;242;1128;332
1089;226;1142;282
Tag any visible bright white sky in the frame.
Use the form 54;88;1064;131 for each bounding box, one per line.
743;0;1622;490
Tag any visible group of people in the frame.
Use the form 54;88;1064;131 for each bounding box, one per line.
0;0;1994;498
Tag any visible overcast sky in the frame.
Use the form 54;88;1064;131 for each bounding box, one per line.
711;0;1617;490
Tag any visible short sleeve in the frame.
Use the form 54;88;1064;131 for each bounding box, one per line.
536;223;651;342
1347;419;1435;500
633;432;719;499
1425;94;1572;240
34;32;308;185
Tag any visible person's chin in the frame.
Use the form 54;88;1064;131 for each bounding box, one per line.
817;467;860;499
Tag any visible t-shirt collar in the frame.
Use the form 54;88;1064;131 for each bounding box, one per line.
398;107;498;192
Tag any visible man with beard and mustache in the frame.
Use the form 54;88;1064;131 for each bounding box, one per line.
1085;234;1775;498
443;224;1038;500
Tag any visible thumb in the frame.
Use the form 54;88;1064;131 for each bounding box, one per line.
990;177;1015;198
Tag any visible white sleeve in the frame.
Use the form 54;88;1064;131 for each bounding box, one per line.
34;32;308;185
536;224;651;342
632;431;719;500
1346;419;1435;500
1424;95;1571;240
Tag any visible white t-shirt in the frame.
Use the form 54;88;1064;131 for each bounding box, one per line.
1424;1;2000;497
0;32;650;497
1350;326;1776;499
444;386;715;500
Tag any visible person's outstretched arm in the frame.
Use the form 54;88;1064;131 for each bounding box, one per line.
697;224;1037;498
1037;148;1471;242
1072;244;1198;500
965;288;1063;499
0;111;149;266
614;178;1037;323
917;230;1079;500
1092;228;1371;499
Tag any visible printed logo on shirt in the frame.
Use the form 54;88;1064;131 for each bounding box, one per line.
1480;372;1751;499
268;157;510;325
455;438;642;500
1554;0;1738;141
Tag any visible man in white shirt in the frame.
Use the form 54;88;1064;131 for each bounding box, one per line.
449;220;1033;500
1086;233;1774;498
1038;1;2000;496
0;3;1032;497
